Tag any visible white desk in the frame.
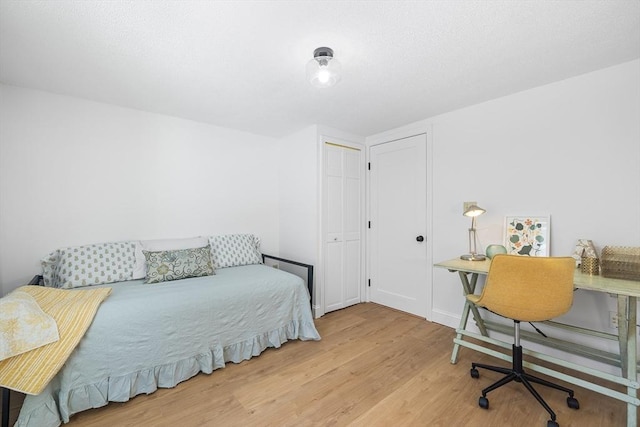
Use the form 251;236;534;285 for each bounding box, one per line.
435;258;639;427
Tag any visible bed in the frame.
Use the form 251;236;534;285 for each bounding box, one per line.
7;235;320;427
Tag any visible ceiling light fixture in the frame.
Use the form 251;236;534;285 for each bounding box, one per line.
306;47;341;88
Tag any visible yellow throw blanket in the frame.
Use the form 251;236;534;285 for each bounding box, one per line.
0;285;112;395
1;290;60;360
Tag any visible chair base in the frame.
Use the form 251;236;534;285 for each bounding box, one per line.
470;344;579;426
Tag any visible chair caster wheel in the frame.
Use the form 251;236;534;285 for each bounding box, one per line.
470;368;479;379
567;396;580;409
547;420;559;427
478;396;489;409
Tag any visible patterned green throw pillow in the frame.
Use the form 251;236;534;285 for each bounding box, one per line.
143;246;214;284
208;234;262;268
41;242;136;288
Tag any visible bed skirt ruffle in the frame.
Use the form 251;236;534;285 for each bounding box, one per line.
16;319;320;427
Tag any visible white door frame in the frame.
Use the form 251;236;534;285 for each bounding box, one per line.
318;136;366;317
365;125;434;321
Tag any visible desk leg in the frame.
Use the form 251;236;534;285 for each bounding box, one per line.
451;299;471;364
451;272;488;364
619;295;638;427
1;387;9;427
618;296;630;378
459;272;488;336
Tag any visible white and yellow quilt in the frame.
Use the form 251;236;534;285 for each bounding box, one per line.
0;285;111;395
0;289;59;361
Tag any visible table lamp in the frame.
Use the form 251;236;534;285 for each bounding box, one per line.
460;204;486;261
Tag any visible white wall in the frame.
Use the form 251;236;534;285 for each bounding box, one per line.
277;125;320;267
0;84;280;294
430;59;639;328
369;59;640;372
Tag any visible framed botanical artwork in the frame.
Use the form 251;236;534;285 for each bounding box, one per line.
504;216;550;256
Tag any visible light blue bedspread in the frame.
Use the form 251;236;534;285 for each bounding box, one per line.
16;265;320;426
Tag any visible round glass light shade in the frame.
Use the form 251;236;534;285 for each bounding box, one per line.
306;56;341;88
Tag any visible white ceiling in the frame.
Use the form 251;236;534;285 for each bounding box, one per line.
1;1;639;138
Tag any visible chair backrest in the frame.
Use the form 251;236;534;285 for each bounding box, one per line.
474;254;576;322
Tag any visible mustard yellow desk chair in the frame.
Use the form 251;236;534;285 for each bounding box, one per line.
467;254;579;427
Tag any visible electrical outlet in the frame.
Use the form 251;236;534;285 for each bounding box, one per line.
463;201;477;215
609;311;618;329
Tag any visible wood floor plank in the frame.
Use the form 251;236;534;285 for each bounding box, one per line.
2;303;629;426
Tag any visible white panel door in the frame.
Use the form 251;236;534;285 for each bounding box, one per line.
369;134;428;318
324;143;362;313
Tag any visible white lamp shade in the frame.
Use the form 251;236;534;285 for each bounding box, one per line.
463;204;486;217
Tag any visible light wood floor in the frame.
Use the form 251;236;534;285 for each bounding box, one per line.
3;303;629;426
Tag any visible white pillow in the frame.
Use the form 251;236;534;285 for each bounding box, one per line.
41;242;136;288
132;236;209;279
0;290;59;361
209;234;262;268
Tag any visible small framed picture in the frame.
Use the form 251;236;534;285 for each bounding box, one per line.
504;215;550;256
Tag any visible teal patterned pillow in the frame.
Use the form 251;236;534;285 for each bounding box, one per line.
208;234;262;268
143;246;214;284
41;242;136;288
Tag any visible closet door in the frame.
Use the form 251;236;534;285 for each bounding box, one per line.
324;142;363;313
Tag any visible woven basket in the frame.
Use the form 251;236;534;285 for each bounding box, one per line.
581;257;599;275
600;246;640;281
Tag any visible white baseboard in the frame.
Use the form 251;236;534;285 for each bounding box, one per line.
430;308;477;331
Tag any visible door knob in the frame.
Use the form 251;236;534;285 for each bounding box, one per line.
416;235;424;242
